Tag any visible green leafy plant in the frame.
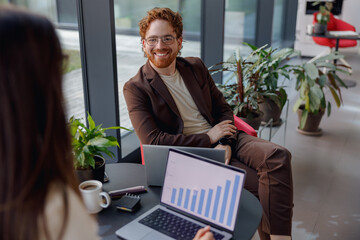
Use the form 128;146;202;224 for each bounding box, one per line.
292;53;351;129
209;43;298;120
209;44;269;119
246;43;300;110
314;2;333;25
70;113;130;169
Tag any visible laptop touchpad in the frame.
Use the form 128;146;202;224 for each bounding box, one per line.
140;231;172;240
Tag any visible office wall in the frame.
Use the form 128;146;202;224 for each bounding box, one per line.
342;0;360;33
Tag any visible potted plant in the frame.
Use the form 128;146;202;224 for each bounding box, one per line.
247;43;300;125
313;2;332;35
70;112;130;182
209;44;270;130
292;52;350;135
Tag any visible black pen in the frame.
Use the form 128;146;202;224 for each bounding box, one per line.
108;186;147;198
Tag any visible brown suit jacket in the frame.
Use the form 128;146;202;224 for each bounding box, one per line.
123;57;234;147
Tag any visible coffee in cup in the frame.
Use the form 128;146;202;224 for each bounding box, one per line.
79;180;111;214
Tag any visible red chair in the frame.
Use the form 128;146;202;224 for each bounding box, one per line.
312;12;357;49
233;115;257;137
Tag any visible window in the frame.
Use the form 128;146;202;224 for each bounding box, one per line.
56;0;78;26
271;0;285;47
12;0;57;22
12;0;86;120
223;0;257;61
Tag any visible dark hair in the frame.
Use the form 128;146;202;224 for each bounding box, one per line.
0;5;79;239
138;7;183;40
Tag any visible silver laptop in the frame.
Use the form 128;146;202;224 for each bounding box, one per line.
142;144;226;187
116;148;246;240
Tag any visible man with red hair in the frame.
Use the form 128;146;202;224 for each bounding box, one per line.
124;7;293;240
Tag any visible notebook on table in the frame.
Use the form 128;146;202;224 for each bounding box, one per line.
115;148;246;240
141;144;226;187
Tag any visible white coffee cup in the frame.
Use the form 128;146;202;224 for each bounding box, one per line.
79;180;111;214
307;24;314;35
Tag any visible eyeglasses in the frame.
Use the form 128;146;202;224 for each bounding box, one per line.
144;35;177;46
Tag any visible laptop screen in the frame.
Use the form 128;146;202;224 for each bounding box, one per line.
161;149;245;232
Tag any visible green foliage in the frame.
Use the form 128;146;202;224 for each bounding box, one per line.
209;44;266;118
209;43;299;118
292;53;351;129
316;5;330;24
70;112;131;169
246;43;299;109
313;2;333;25
63;49;82;74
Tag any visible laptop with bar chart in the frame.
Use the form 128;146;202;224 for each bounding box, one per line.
115;148;246;240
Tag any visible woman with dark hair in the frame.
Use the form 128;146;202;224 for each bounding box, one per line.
0;5;214;240
0;5;99;239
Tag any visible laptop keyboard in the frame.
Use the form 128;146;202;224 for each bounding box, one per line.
139;208;225;240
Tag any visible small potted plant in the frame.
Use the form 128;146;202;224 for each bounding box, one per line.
209;44;269;130
70;112;130;182
313;2;332;35
292;52;350;135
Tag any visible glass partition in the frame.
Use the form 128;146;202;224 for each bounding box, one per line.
59;29;85;121
56;0;78;26
271;0;285;47
12;0;57;22
223;0;257;61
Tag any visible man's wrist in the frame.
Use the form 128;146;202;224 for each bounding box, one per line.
218;137;235;148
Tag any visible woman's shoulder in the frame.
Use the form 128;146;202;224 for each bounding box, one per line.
40;183;100;240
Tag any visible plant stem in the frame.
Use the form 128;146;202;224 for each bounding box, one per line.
236;60;244;103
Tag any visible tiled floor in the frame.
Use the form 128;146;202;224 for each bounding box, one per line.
253;50;360;240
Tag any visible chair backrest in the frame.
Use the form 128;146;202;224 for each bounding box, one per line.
140;143;145;165
233;115;258;137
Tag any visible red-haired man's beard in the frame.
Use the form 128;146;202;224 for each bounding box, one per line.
146;47;178;69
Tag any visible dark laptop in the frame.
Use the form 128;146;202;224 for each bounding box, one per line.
115;148;246;240
142;144;226;186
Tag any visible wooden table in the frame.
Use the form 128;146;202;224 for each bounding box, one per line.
97;163;262;240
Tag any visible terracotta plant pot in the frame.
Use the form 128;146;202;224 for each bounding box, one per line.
259;97;282;126
296;105;324;136
75;155;106;183
239;112;263;130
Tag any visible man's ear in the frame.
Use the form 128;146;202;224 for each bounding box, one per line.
177;37;183;50
142;39;146;50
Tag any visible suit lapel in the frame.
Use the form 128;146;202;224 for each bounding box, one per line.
177;59;211;122
143;61;181;118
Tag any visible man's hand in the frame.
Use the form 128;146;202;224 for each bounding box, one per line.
193;226;215;240
206;120;237;144
215;144;232;165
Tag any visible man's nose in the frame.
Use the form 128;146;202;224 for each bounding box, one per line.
155;38;166;47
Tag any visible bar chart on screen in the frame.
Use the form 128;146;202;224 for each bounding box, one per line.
161;150;245;230
169;175;241;227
